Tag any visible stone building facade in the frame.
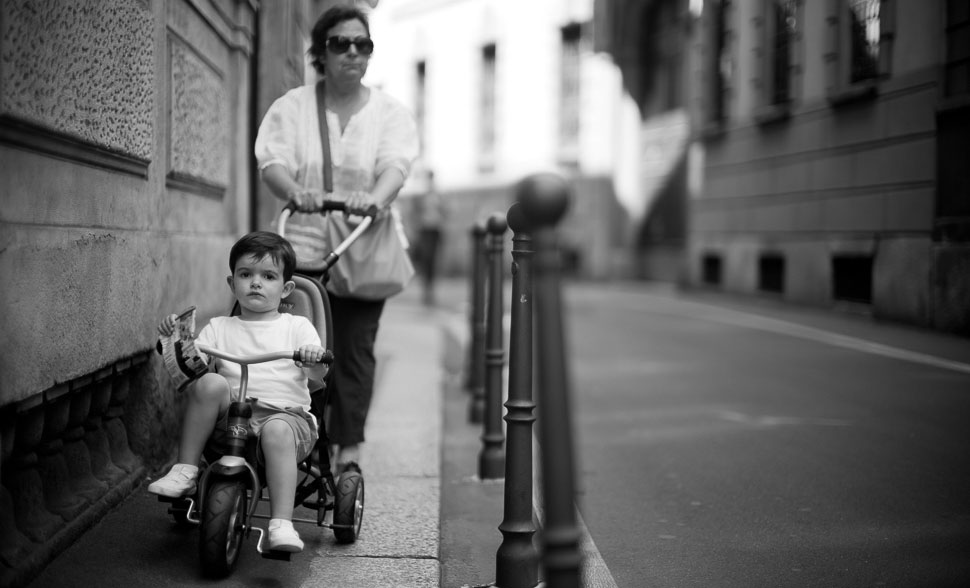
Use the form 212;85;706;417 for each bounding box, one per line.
596;0;970;335
367;0;636;279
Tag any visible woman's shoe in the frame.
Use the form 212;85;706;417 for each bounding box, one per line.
336;461;361;476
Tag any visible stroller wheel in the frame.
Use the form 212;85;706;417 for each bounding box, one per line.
333;471;364;543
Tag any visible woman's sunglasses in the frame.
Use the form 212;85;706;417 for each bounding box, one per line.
326;35;374;56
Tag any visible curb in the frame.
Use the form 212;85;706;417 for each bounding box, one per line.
437;310;618;588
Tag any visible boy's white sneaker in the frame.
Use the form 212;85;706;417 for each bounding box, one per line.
268;519;304;553
147;463;198;498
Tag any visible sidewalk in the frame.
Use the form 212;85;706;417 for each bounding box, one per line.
22;286;450;588
305;292;445;587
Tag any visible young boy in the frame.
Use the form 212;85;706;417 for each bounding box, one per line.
148;231;329;553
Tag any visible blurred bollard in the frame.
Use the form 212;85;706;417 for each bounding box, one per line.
495;202;539;588
468;220;488;424
479;213;508;480
518;173;582;588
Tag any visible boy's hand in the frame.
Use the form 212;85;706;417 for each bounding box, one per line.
157;314;179;337
294;344;327;367
296;344;330;384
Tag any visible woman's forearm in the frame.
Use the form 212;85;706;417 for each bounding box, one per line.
261;163;301;201
372;168;406;208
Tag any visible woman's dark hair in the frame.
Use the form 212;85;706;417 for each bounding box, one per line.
307;5;371;75
229;231;297;281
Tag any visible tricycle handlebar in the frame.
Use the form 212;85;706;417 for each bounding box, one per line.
197;345;334;366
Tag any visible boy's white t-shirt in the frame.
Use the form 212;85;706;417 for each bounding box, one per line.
195;314;321;414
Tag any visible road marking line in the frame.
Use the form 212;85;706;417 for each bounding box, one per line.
705;309;970;375
624;296;970;376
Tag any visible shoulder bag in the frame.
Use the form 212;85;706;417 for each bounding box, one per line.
315;81;415;300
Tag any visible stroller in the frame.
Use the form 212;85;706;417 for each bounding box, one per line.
155;201;376;577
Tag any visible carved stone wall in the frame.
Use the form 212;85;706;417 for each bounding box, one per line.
0;0;260;586
169;40;229;190
0;0;154;160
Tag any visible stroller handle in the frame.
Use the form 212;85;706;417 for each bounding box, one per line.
280;200;379;218
277;201;377;273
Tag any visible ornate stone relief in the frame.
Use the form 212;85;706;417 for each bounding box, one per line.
168;39;229;193
0;0;155;163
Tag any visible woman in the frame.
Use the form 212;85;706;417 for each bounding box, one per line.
254;5;419;474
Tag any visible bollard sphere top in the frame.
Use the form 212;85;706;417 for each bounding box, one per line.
471;218;488;236
505;202;531;234
516;172;570;228
486;211;508;234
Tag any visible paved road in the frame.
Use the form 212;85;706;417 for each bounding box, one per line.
561;284;970;588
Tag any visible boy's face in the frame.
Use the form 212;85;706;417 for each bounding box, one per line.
227;254;294;319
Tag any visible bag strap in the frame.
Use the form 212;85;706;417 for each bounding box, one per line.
315;81;333;193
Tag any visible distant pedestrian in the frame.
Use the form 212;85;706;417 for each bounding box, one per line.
413;169;448;306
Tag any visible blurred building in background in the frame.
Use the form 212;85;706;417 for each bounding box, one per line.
366;0;645;279
596;0;970;335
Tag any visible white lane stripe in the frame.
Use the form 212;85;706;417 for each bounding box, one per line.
615;296;970;376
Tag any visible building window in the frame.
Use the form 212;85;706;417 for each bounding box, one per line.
704;0;732;131
559;23;583;167
758;253;785;294
702;252;723;286
944;0;970;98
415;60;427;152
848;0;880;83
769;0;797;105
832;255;873;304
935;2;970;242
754;0;800;124
825;0;893;105
479;43;497;172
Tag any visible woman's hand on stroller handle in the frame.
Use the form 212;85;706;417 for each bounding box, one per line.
286;188;325;213
282;199;379;218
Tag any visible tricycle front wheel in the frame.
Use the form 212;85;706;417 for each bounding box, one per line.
199;479;247;577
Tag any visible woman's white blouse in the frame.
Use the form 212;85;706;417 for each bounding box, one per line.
254;84;419;261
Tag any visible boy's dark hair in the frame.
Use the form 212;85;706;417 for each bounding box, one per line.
229;231;297;281
307;5;371;75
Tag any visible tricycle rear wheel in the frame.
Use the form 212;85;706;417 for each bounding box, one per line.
199;479;247;577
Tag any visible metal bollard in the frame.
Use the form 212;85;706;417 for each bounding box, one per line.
518;173;582;588
495;202;539;587
468;220;488;423
479;212;508;480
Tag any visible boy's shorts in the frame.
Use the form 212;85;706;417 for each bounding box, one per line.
205;402;318;466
